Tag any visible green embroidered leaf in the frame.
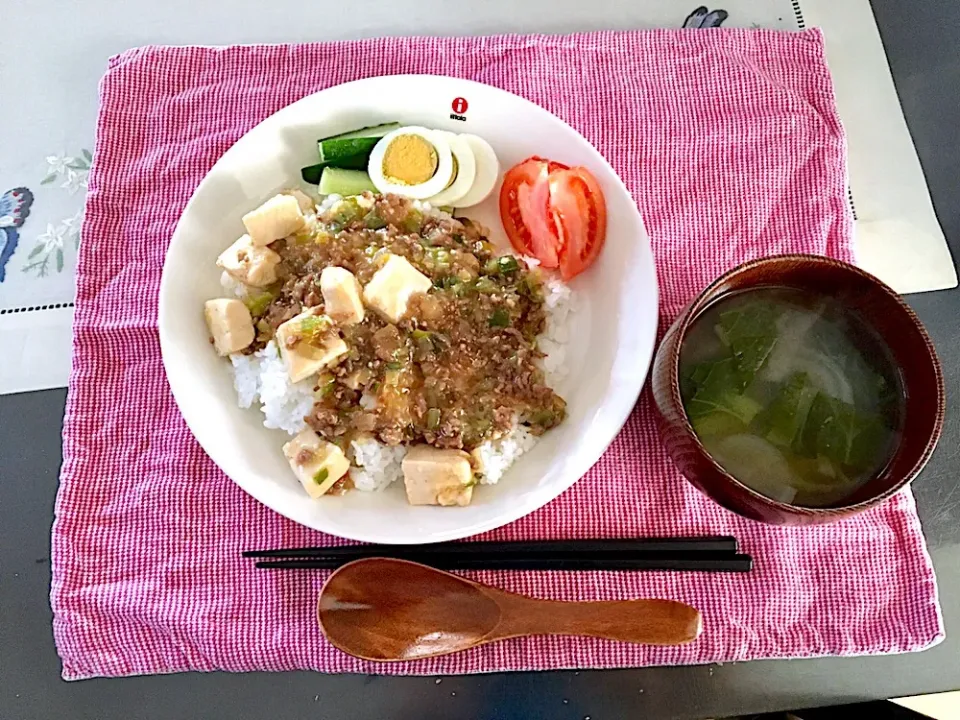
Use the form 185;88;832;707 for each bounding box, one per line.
68;159;89;170
41;174;57;185
56;249;64;272
28;244;45;259
82;148;93;161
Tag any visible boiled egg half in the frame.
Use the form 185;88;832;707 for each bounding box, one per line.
368;127;500;207
368;127;454;200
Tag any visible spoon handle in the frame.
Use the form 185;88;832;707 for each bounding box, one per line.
492;596;702;646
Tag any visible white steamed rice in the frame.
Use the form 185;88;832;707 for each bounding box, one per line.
472;425;538;485
225;197;575;492
230;340;313;435
349;436;407;492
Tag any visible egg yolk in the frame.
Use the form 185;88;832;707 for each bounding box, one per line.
381;134;438;186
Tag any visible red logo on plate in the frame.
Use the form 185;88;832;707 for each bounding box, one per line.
451;97;469;114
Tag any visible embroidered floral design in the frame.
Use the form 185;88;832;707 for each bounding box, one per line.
21;210;84;278
22;149;92;278
0;188;34;282
42;151;92;190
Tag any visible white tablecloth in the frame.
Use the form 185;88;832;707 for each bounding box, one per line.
0;0;953;394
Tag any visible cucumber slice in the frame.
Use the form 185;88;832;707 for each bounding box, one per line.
317;122;402;165
322;122;401;142
301;163;325;184
318;167;378;196
301;153;369;184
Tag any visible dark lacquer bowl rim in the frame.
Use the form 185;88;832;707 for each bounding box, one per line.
663;253;945;518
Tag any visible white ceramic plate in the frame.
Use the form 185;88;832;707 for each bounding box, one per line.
159;75;658;544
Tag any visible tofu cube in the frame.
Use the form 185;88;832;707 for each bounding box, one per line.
242;194;306;246
217;234;281;288
402;446;475;507
320;266;365;325
275;310;348;383
282;429;350;498
203;298;255;355
284;188;317;214
362;254;432;323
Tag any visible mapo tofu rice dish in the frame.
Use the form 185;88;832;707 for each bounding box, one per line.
204;123;607;507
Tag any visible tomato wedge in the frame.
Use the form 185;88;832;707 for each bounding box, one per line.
499;157;567;268
499;157;607;280
549;167;607;280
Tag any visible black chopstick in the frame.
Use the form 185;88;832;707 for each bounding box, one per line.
253;553;753;573
242;535;738;559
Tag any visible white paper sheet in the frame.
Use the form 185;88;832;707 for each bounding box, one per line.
804;0;957;294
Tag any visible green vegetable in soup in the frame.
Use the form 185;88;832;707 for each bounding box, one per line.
798;392;893;473
714;301;781;388
679;287;903;508
753;372;819;449
684;357;762;425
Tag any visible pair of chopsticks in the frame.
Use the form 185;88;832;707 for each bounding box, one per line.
243;536;752;572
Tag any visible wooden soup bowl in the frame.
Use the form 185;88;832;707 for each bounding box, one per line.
651;255;944;525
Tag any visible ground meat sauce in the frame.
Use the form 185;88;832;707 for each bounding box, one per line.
246;192;566;451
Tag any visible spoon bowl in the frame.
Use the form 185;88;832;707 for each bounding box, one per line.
318;558;702;661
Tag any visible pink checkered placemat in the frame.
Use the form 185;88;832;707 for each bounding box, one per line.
52;29;943;680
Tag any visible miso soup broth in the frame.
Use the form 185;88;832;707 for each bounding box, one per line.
679;287;904;507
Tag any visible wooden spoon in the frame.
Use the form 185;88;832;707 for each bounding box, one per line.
317;558;702;661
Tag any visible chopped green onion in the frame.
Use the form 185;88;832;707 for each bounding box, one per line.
434;276;459;290
364;212;387;230
386;361;403;370
243;291;276;317
517;276;544;301
426;408;441;430
485;255;522;276
489;308;510;327
313;373;336;399
299;315;332;344
402;209;423;234
331;197;362;225
475;277;498;294
498;256;520;273
313;468;329;485
426;247;451;266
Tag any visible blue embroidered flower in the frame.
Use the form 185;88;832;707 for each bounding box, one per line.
0;187;34;282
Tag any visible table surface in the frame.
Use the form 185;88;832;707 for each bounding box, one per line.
3;1;959;718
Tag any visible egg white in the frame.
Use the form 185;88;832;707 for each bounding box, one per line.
452;134;501;208
428;132;477;207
